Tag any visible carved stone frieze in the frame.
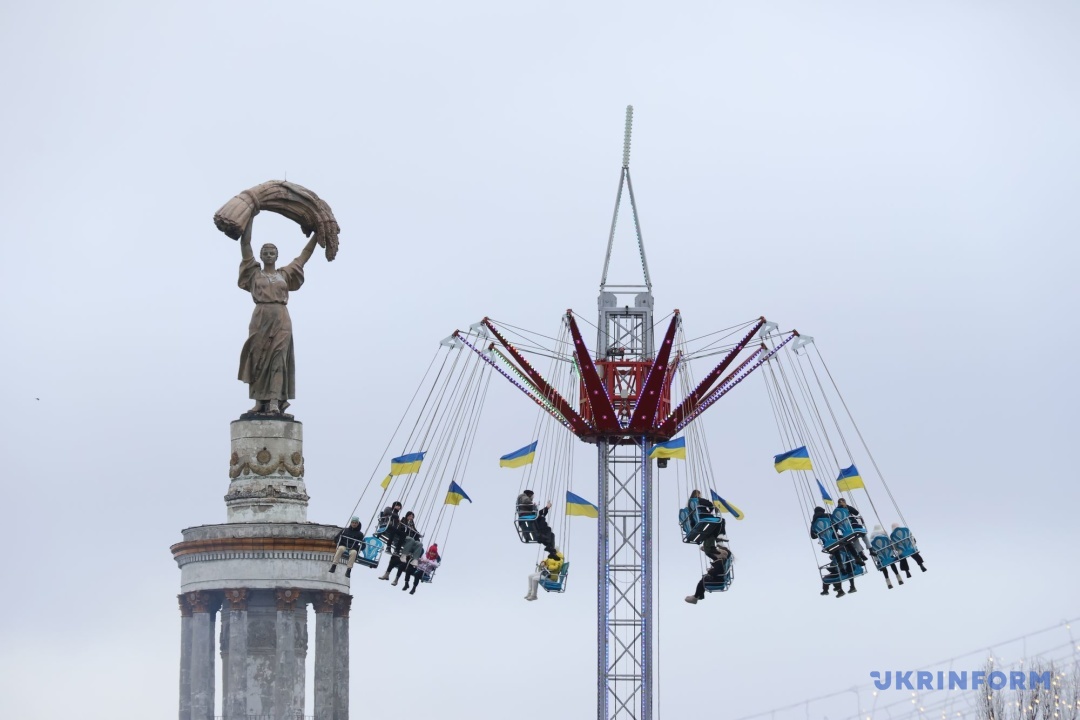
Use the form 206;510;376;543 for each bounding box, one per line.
312;591;339;614
229;448;304;478
186;590;212;614
333;594;353;619
178;593;193;617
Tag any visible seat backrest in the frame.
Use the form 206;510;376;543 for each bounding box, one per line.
362;537;384;561
890;526;916;555
812;516;837;547
830;507;854;537
678;507;691;534
869;534;894;565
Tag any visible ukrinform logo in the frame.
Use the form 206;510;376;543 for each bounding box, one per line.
870;670;1052;691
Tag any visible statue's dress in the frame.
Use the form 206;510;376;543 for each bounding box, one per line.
237;257;305;402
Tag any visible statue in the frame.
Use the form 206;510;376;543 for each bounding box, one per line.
214;181;341;417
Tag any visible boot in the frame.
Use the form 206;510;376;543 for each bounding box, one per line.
391;577;398;586
835;589;846;598
920;564;927;572
898;576;904;585
378;571;390;581
905;569;912;578
848;583;857;593
525;594;537;601
401;582;409;591
345;568;352;578
886;580;893;589
410;587;416;595
685;596;698;604
820;588;830;596
328;564;337;574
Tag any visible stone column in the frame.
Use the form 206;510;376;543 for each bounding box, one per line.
245;590;276;716
178;595;192;720
223;589;249;719
334;594;352;720
187;591;215;720
274;588;302;720
312;591;339;720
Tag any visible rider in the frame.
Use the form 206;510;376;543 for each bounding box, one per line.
328;517;365;578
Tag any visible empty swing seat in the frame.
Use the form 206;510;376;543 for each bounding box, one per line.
890;526;919;560
540;561;570;593
516;512;540;543
702;556;735;593
353;537;385;569
679;499;726;545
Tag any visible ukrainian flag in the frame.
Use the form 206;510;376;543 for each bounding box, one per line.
710;490;745;520
649;437;687;460
566;491;599;518
836;465;865;492
816;478;834;507
380;474;393;490
445;481;472;506
500;441;538;469
774;446;812;473
390;451;425;476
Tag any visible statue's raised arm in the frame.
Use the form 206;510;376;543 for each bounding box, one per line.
215;180;340;418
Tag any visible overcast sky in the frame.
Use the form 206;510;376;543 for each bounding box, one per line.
2;2;1079;719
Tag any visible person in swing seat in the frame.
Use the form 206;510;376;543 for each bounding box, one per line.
328;517;365;578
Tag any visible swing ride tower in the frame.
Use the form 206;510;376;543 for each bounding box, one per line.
462;107;785;720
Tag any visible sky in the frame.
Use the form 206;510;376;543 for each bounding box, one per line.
1;1;1079;719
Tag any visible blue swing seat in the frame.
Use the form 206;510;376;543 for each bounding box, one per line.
820;547;866;584
335;536;384;569
679;499;726;545
702;556;735;593
516;512;541;544
540;561;570;593
890;526;919;560
869;533;898;571
811;516;843;552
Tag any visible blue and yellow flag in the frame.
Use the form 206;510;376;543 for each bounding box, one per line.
649;437;687;460
815;478;834;507
380;474;393;490
445;481;472;506
836;465;865;492
500;441;538;469
774;446;812;472
710;490;744;520
390;451;425;476
566;491;599;518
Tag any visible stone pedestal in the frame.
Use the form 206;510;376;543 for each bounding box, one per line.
226;419;309;523
173;417;353;720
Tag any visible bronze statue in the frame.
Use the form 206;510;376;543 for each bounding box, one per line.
214;181;340;417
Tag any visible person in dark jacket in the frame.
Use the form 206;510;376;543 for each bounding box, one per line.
809;506;865;566
376;501;403;539
534;502;556;555
685;543;733;604
837;498;871;555
892;523;927;576
516;490;538;517
328;517;365;578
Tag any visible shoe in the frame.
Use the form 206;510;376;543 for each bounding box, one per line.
858;553;869;562
345;568;352;578
835;589;846;598
820;589;830;596
391;578;398;586
920;565;927;572
898;577;904;585
378;572;390;581
886;582;893;589
525;595;537;601
905;570;912;578
328;564;337;574
848;585;857;593
410;588;416;595
401;583;408;591
685;596;698;604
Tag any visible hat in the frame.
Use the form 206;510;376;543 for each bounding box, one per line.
523;489;534;497
350;516;359;523
813;506;824;514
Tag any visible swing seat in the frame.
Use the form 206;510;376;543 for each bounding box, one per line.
869;534;898;570
516;513;541;543
811;516;843;552
702;557;735;593
679;500;725;545
830;507;856;539
821;548;866;583
540;561;570;593
889;526;919;560
354;537;384;569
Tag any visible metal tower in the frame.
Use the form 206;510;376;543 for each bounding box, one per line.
458;106;779;720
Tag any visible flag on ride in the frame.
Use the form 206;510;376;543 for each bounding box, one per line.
390;451;425;476
816;478;834;507
566;491;599;518
774;446;812;472
836;465;865;491
444;481;472;506
649;437;686;460
710;490;744;520
380;474;393;490
500;441;538;468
